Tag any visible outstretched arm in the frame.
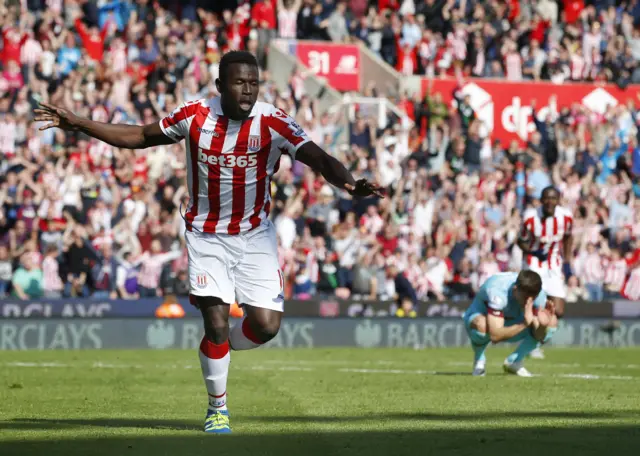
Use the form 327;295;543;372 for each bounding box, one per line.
296;142;384;196
268;108;384;198
34;103;174;149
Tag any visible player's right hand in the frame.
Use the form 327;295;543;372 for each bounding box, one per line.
523;297;535;326
34;103;80;131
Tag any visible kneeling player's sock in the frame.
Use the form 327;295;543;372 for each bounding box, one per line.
199;337;230;411
470;329;489;366
229;318;264;351
506;333;538;365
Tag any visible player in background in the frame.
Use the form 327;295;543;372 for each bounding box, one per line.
517;186;573;359
462;271;557;377
34;51;383;434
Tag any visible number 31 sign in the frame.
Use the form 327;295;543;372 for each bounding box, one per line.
296;42;360;92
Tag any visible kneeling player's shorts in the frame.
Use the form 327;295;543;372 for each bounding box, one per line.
185;220;284;311
526;266;566;299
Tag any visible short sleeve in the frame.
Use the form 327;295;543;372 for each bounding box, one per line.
159;101;201;143
486;288;507;317
265;108;311;160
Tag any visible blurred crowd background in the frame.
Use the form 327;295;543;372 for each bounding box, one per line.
0;0;639;308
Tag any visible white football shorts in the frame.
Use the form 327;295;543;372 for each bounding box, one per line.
185;220;285;311
526;265;567;300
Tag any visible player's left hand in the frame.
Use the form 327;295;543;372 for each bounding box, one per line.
545;299;556;316
345;179;385;198
562;262;573;279
537;308;553;328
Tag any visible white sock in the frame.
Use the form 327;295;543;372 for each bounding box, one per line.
198;337;230;411
229;318;263;351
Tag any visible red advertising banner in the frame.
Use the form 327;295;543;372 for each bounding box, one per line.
421;78;640;144
296;42;360;92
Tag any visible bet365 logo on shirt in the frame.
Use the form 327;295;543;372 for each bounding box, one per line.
198;148;258;168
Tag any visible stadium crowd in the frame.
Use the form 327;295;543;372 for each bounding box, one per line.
0;0;639;308
272;0;640;84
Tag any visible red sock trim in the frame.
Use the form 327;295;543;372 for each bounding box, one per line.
199;337;229;359
242;318;264;345
208;391;226;398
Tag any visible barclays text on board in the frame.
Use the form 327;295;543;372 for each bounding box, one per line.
1;319;640;350
1;298;636;319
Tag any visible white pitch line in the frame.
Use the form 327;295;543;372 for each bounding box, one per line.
448;361;640;369
262;359;355;366
340;367;635;381
245;365;313;372
3;362;69;368
92;362;144;369
553;373;634;381
2;362;638;381
339;367;438;375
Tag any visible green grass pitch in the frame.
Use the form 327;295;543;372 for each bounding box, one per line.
1;347;640;456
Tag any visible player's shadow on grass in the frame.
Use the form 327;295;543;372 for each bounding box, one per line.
3;410;640;430
1;418;200;432
241;409;640;423
1;425;640;456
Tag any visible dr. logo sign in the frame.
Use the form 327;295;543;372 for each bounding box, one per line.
198;148;258;168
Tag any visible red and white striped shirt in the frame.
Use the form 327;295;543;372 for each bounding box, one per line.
447;30;467;61
109;41;128;74
419;38;434;61
570;53;586;80
603;258;627;292
359;213;384;235
504;52;522;81
43;256;64;292
581;252;604;284
622;267;640;300
583;31;601;64
0;118;16;155
278;9;297;39
137;251;182;289
520;206;573;270
20;37;42;66
558;181;581;208
159;98;310;235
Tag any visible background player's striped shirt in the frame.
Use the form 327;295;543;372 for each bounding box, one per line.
520;206;573;270
159;98;310;235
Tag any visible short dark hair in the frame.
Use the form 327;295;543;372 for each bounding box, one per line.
218;51;258;82
516;270;542;298
541;186;559;198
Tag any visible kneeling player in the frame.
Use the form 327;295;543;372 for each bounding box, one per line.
462;271;557;377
